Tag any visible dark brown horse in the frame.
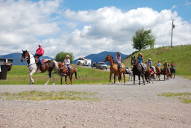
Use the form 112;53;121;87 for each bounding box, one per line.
58;62;78;85
21;50;57;84
105;55;126;84
132;60;145;85
170;64;176;78
155;64;171;81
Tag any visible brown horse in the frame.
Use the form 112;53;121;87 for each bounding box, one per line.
155;66;161;80
105;55;126;84
58;62;78;85
155;64;171;81
21;50;57;84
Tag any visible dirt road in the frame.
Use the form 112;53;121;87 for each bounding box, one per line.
0;76;191;128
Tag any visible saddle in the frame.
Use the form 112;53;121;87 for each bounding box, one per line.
34;56;49;65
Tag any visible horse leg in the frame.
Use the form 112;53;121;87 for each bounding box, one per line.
118;73;121;83
138;75;141;85
142;75;145;85
109;72;112;82
29;70;35;84
75;72;78;79
133;75;135;85
65;76;67;84
164;74;165;81
70;74;73;85
61;76;63;85
123;73;125;84
114;74;116;84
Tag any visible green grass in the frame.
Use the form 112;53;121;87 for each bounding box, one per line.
0;65;110;85
159;92;191;103
0;90;98;101
124;45;191;78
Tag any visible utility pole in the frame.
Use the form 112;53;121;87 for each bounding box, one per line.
170;19;175;48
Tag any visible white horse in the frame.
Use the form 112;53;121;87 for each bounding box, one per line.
21;50;58;84
125;67;133;81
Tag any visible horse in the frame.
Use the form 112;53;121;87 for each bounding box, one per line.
132;60;146;85
125;67;133;81
145;66;156;83
58;62;78;85
170;64;176;78
155;66;162;80
21;50;58;84
105;55;126;84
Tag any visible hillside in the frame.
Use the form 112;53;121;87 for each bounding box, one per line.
124;45;191;78
0;53;53;65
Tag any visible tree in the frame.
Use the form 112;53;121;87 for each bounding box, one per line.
132;29;155;51
55;52;74;62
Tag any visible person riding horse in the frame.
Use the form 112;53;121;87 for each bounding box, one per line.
137;53;145;71
64;55;71;74
116;52;122;70
147;58;155;73
34;45;44;67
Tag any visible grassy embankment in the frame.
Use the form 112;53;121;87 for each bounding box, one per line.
0;91;98;101
124;45;191;79
0;66;110;85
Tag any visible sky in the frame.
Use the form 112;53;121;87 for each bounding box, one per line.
0;0;191;58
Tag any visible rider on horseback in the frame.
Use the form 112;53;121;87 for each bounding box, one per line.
34;45;44;70
147;58;155;74
156;61;161;72
64;55;71;74
137;53;143;64
116;52;122;70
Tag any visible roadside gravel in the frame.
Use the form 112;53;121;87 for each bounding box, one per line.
0;76;191;128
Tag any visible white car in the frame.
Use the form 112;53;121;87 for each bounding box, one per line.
76;57;91;66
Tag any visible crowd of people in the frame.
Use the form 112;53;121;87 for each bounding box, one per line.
130;52;176;75
33;44;175;77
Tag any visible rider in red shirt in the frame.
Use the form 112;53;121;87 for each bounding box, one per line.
34;45;44;65
35;45;44;57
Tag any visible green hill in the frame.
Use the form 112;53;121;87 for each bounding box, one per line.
124;45;191;79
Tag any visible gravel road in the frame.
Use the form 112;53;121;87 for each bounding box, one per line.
0;76;191;128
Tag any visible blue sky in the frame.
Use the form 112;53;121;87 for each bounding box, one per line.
1;0;191;57
63;0;191;21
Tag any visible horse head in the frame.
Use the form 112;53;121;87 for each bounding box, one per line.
21;50;30;62
105;55;113;62
58;62;68;74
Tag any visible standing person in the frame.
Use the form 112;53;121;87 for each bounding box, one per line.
116;52;122;69
64;55;71;74
34;45;44;65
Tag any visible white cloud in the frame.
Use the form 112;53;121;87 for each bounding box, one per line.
0;0;191;59
62;7;191;57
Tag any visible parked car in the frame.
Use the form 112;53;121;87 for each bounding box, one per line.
76;57;91;66
95;62;108;70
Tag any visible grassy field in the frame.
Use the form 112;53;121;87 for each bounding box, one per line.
159;92;191;104
0;90;98;101
124;45;191;78
0;65;110;85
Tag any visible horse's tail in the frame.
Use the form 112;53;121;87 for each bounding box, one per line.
52;60;59;70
